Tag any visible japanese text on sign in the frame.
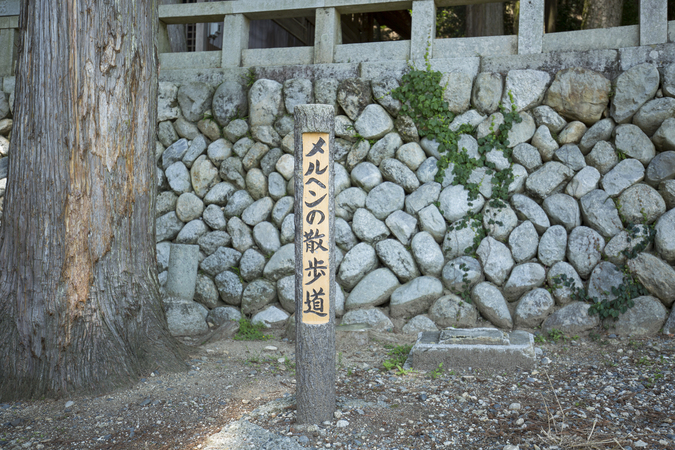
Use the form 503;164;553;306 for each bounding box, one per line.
301;133;331;324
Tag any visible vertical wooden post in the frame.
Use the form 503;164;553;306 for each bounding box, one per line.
294;104;336;425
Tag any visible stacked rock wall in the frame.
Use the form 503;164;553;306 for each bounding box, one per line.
153;61;675;338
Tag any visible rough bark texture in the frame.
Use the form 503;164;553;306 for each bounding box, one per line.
466;3;504;37
294;105;336;425
160;0;188;53
582;0;623;29
0;0;186;401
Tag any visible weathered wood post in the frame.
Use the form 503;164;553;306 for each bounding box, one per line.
294;104;336;424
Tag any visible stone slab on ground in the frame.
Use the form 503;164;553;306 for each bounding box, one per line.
409;327;536;372
203;418;305;450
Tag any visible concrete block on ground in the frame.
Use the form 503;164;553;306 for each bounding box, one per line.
409;328;536;372
165;244;200;300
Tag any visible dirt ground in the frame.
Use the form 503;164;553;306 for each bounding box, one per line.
0;326;673;450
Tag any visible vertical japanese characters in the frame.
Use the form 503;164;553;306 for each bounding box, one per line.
301;133;331;325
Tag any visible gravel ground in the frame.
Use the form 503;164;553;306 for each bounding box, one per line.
1;330;674;450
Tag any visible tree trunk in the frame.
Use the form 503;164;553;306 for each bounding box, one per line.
161;0;188;53
466;3;504;37
0;0;186;401
582;0;623;29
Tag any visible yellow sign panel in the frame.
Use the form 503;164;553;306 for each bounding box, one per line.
301;132;331;325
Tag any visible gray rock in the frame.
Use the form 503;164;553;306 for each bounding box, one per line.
514;288;555;328
587;261;624;303
206;306;242;328
158;82;180;122
380;158;420;193
558;121;587;145
194;118;220;143
260;148;283;176
531;125;559;161
158;121;179;148
352;208;390;244
375;239;419;283
351;162;382;192
449;110;486;132
396;142;426;171
567;226;605;278
281;134;294;154
177;82;214;122
251;124;280;148
284;78;313;114
371;76;402;116
509;221;539;263
579;118;615;154
241;197;274;227
277;275;295;314
547;261;583;306
511;194;551;234
156;242;171;272
242;142;269;172
175;220;208;244
544;67;611;125
611;63;660;124
482;203;518;242
538;225;567;267
314;78;340;111
390;276;444;319
472;72;503;114
190;155;219;198
227;216;254;253
542;302;600;335
477;236;514;286
365;182;405;221
195;274;220;309
618;184;666;224
223;190;254;218
335;115;357;141
525;162;574;202
502;69;550;112
336;187;367;221
665;306;675;335
627;253;675;307
271;196;294;228
471;282;513;329
241;279;277;315
223;119;249;143
164;299;209;336
156;212;184;242
262;243;295;281
233;137;254;158
411;231;445;278
645;151;675;187
198;231;231;256
212;81;247;126
565;166;601;199
346;140;370;171
337;243;379;290
176;192;204;223
395;114;419;143
613;124;655;165
441;72;473;113
207;139;233;166
162;138;190;170
337;78;372;121
252;222;281;255
503;263;546;301
513;143;543;172
345;268;401;311
441;256;483;293
603;225;652;266
402;314;440;335
418;205;447;243
275;154;294;180
554;144;586;172
416;157;439;184
249;79;283;127
506;112;536;148
252;305;289;328
368;132;402;166
334;163;351;196
601;159;645;197
609;296;667;336
174;117;200;141
219;156;246;190
280;214;295;245
200;247;242;277
335;217;358;251
157;191;178;218
268;172;287;201
438;184;485;223
652;118;675;151
341;308;393;332
542;193;580;232
428;295;478;328
443;218;480;260
354;104;394;140
655;209;675;263
405;182;441;216
632;97;675;136
663;63;675;97
385;210;418;246
532;105;568;134
586;143;618;178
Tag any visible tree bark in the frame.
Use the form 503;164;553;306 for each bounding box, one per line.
161;0;188;53
0;0;186;401
466;3;504;37
582;0;624;29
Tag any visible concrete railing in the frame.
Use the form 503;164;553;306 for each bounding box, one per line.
0;0;673;76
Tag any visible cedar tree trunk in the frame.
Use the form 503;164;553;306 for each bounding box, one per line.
466;3;504;37
0;0;186;401
582;0;623;29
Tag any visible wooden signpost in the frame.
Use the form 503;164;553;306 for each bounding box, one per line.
294;104;336;424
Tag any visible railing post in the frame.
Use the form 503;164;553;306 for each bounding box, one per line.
518;0;544;55
640;0;668;45
222;13;250;68
410;0;436;62
314;8;341;65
